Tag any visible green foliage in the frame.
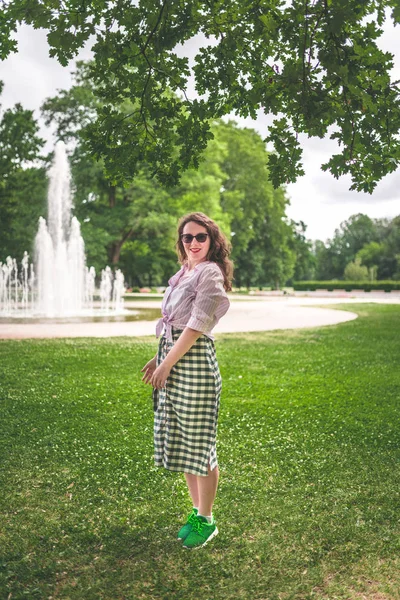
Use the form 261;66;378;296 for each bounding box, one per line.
356;241;385;280
0;89;45;184
288;220;316;281
356;241;385;268
0;85;48;261
326;214;380;278
380;215;400;279
293;280;400;291
217;121;276;259
0;167;48;261
313;213;400;281
2;2;400;191
257;188;298;289
344;256;369;280
40;65;311;287
216;121;302;288
41;61;100;144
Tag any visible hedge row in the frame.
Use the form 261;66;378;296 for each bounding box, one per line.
293;281;400;292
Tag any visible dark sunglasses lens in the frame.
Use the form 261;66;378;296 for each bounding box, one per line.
196;234;208;242
182;235;193;244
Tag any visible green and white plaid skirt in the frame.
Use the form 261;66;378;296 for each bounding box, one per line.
152;327;222;477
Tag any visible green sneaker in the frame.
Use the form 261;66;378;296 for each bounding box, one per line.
177;508;198;541
182;515;218;550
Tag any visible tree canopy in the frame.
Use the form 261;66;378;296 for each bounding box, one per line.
2;64;399;287
1;66;304;289
2;0;400;191
39;60;301;287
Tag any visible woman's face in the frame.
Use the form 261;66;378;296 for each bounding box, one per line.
181;221;211;267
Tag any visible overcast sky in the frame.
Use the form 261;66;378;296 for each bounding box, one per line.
1;21;399;243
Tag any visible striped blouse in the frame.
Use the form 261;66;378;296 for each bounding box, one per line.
155;260;230;342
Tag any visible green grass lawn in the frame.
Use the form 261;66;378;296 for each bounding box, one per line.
1;304;399;600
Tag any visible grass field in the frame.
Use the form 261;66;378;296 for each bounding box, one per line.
0;304;399;600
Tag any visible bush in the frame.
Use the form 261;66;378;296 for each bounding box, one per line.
293;281;400;292
344;258;369;281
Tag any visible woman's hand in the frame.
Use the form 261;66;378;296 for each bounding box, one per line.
141;356;157;384
150;362;171;390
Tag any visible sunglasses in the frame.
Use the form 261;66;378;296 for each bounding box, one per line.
181;233;209;244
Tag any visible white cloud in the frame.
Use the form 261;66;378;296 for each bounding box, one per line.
1;25;93;152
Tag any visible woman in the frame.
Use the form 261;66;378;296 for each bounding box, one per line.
141;212;233;550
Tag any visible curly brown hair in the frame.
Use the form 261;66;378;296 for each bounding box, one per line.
176;212;234;292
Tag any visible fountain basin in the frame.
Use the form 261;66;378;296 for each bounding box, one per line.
0;307;161;325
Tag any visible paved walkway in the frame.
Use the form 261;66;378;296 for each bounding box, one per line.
3;293;398;339
0;298;366;339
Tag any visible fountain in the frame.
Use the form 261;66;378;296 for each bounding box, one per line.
0;142;126;318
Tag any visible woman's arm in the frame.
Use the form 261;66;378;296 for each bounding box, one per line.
163;327;203;369
149;327;203;390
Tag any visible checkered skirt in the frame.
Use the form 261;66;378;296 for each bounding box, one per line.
152;327;222;477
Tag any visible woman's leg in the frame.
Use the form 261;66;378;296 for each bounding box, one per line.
184;473;199;507
197;463;219;516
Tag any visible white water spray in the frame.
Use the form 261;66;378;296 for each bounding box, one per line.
0;142;125;317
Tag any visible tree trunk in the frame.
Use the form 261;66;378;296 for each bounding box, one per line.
108;185;116;208
108;227;135;264
110;242;122;264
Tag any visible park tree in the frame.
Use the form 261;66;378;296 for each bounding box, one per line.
356;241;385;280
40;63;173;273
118;134;229;286
41;61;301;286
0;167;48;262
41;62;230;278
217;120;276;286
325;213;380;278
315;239;345;280
215;120;298;288
0;82;47;260
41;61;126;270
343;256;369;280
0;81;45;183
232;186;296;289
288;220;315;281
313;240;331;281
217;120;275;262
260;191;298;289
1;1;399;192
379;215;400;279
312;214;400;281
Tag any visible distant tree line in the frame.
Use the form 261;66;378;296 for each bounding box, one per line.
311;214;400;282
